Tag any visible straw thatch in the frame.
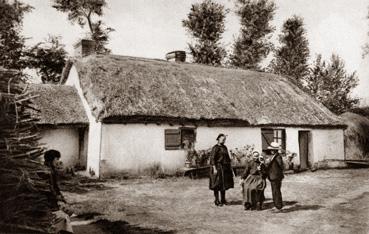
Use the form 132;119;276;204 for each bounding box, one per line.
349;106;369;118
341;112;369;160
73;54;344;127
28;83;88;126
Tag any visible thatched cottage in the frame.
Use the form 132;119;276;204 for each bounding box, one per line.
29;84;89;168
64;43;346;177
341;112;369;161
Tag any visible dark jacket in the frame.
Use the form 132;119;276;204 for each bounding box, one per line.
209;144;231;166
45;164;64;210
267;153;284;181
209;144;234;191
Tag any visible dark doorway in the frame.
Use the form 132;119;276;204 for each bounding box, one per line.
298;131;310;169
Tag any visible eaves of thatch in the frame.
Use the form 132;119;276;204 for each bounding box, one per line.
341;112;369;137
27;84;88;126
72;54;345;128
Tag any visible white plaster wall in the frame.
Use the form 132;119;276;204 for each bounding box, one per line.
66;66;101;177
100;124;186;175
311;129;345;162
39;128;79;168
99;125;263;176
285;128;301;165
196;127;262;151
281;128;344;167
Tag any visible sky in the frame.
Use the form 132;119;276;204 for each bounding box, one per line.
21;0;369;104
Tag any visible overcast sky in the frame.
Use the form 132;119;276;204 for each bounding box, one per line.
22;0;369;104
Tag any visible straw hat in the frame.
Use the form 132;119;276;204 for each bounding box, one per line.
267;142;281;150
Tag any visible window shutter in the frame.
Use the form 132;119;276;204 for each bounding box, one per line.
165;129;181;150
261;129;274;151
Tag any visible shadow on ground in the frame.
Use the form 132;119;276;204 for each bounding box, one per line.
263;200;298;210
264;200;323;213
279;204;323;213
61;175;113;194
72;213;175;234
229;200;322;213
94;219;175;234
228;198;273;206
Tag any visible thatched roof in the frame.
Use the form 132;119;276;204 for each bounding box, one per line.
340;112;369;160
28;84;88;125
349;107;369;118
72;54;344;127
341;112;369;138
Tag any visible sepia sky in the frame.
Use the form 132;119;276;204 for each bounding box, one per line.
22;0;369;103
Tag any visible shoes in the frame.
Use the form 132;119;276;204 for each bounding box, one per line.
214;200;221;206
244;203;251;211
257;203;263;211
221;200;229;206
271;207;283;212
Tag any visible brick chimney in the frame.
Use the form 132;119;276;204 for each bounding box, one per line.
74;39;96;57
165;51;186;62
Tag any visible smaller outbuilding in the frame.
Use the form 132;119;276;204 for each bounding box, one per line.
341;112;369;161
28;84;89;169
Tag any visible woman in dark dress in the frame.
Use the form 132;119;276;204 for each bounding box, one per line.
240;151;267;210
209;134;234;206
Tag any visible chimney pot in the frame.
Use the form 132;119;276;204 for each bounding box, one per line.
165;51;186;62
74;39;96;57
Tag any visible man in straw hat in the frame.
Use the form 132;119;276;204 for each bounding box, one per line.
209;134;234;206
266;142;284;211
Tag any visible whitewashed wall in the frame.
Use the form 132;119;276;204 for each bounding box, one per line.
99;124;263;176
39;128;79;168
283;128;344;167
89;122;346;177
284;128;313;167
66;66;101;177
100;124;186;176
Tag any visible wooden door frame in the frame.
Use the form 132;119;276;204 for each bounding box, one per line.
298;130;311;169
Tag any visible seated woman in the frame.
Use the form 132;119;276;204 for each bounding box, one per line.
44;150;73;234
240;151;267;211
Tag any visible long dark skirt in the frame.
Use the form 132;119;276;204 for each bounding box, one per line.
242;175;266;206
209;164;234;191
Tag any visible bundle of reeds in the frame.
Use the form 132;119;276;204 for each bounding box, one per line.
0;68;54;233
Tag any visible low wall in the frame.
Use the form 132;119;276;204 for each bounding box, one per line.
39;127;80;168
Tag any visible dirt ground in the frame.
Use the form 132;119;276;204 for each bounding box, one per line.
64;169;369;234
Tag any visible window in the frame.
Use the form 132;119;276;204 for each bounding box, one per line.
165;127;196;150
261;128;286;152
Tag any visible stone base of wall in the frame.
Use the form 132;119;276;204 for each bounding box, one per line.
312;160;348;170
99;160;183;178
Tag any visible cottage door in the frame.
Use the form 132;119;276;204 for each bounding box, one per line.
298;131;310;169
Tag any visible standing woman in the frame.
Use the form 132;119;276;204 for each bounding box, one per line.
209;134;234;206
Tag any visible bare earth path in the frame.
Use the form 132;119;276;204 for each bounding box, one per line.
65;169;369;234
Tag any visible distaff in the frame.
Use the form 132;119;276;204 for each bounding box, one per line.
239;151;267;211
